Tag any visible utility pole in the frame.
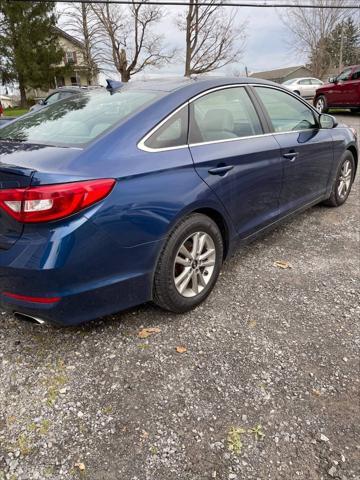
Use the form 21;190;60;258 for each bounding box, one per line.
339;21;344;73
245;65;248;77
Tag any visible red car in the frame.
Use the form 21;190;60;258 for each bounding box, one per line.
314;65;360;113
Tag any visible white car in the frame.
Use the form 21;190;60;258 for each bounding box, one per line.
282;77;324;98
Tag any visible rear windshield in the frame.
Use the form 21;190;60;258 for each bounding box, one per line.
0;89;161;147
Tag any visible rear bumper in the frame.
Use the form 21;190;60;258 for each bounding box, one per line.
0;218;163;326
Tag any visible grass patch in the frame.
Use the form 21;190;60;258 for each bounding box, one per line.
3;107;29;117
227;427;246;454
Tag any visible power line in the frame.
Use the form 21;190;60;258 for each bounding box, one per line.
8;0;360;8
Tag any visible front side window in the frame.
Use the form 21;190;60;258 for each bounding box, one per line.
144;106;188;149
45;92;61;105
189;87;263;144
310;79;323;85
0;89;162;146
337;68;352;82
255;87;317;133
299;79;311;85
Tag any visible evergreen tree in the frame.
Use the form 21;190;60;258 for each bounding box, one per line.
0;1;65;106
326;18;360;69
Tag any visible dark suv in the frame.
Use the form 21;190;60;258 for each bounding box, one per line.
314;65;360;113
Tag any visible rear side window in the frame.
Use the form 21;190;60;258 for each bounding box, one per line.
352;68;360;80
144;106;188;150
255;87;317;133
310;79;323;85
299;79;311;85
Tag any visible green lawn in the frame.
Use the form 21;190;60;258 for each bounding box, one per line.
3;108;29;117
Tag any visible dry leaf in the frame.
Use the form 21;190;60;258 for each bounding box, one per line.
138;327;161;339
176;346;187;353
312;389;321;397
274;260;291;269
248;319;257;328
75;462;85;471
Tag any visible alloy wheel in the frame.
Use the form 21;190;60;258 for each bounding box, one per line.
173;231;216;298
337;160;353;199
316;97;324;113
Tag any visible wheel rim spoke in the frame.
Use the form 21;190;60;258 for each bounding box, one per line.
191;270;198;294
177;268;193;294
175;255;189;267
198;248;215;262
179;244;192;260
191;232;200;258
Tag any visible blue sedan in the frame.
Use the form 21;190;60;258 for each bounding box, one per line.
0;78;357;325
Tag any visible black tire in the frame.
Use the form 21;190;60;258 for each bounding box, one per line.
153;213;223;313
315;95;328;113
323;151;356;207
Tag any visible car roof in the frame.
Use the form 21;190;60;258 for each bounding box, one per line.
123;76;277;93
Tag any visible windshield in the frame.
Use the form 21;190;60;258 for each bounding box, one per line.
0;89;162;147
282;79;298;85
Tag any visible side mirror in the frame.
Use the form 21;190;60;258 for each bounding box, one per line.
328;76;337;84
38;99;46;105
319;114;337;129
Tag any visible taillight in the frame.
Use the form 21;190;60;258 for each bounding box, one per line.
0;179;115;223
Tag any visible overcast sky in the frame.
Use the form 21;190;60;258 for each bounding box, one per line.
151;5;306;76
60;3;307;81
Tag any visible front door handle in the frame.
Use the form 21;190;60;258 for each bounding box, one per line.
208;165;234;176
283;151;299;162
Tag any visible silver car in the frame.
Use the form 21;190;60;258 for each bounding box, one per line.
282;78;324;98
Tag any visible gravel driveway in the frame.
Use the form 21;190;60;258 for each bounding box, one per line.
1;114;359;480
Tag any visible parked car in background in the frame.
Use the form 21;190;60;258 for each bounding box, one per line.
30;86;102;112
0;78;357;326
314;65;360;113
282;77;323;97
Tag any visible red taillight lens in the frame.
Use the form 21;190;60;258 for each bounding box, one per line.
0;179;115;223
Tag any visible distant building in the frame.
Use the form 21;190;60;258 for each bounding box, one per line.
54;27;98;88
0;94;13;108
250;65;314;84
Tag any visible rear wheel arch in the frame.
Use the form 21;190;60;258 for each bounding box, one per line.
347;146;358;175
192;207;230;260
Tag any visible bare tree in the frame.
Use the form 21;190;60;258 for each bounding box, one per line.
280;0;357;78
62;2;103;85
179;0;246;77
91;0;174;82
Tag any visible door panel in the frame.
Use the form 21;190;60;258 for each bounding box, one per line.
190;137;283;237
188;86;283;238
254;86;334;212
273;129;334;212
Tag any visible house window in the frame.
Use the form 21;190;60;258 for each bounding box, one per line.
66;51;77;64
70;76;78;86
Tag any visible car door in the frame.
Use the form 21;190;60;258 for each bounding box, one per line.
298;79;312;97
253;86;334;214
330;68;353;105
310;79;323;98
346;67;360;106
188;86;283;238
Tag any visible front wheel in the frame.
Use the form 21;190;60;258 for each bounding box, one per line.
153;213;223;313
315;95;328;113
323;151;355;207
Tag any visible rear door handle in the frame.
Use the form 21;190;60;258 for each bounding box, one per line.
283;151;299;162
208;165;234;175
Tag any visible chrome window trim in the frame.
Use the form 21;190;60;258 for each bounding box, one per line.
137;82;321;153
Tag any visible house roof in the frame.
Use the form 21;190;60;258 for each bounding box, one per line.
53;26;85;50
250;65;312;80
